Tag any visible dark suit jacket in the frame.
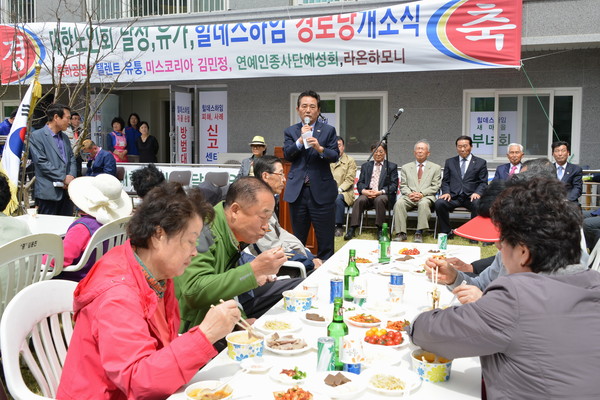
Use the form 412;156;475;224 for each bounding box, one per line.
493;163;521;181
356;160;399;207
283;121;339;205
29;125;77;201
441;155;488;197
557;162;583;202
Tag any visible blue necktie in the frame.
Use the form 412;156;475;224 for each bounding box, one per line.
557;166;564;180
460;158;467;178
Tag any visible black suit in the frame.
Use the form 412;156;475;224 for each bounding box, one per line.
349;160;398;227
283;121;339;260
556;162;583;202
434;155;488;235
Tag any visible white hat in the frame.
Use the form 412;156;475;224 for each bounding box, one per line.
68;174;132;224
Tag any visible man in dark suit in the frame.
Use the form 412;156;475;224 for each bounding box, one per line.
29;103;77;216
283;90;339;260
493;143;524;181
434;135;488;238
344;141;398;240
552;140;583;203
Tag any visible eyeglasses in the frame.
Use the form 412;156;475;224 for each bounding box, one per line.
269;171;285;178
299;104;318;110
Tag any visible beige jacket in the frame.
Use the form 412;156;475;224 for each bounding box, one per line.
330;152;357;206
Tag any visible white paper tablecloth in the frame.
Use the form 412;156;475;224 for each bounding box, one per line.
169;239;482;399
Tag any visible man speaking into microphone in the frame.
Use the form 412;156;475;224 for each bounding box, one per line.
283;90;339;260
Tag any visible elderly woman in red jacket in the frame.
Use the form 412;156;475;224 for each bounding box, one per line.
57;183;240;400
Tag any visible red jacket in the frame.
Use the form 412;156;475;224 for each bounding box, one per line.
57;240;217;399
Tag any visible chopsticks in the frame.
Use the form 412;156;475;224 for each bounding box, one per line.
212;299;259;339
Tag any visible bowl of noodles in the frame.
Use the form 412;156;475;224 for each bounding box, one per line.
410;349;453;382
226;331;264;361
185;380;233;400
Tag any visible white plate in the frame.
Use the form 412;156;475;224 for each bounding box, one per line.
265;334;311;355
366;367;422;395
328;264;345;276
363;301;406;318
300;311;331;326
361;349;404;369
255;317;301;334
239;357;272;373
308;371;367;399
268;366;308;385
344;312;383;328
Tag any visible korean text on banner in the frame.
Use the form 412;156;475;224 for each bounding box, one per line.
199;91;227;164
0;0;522;85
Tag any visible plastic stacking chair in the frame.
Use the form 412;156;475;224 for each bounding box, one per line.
0;279;77;400
61;216;131;274
168;170;192;187
589;240;600;271
0;233;64;321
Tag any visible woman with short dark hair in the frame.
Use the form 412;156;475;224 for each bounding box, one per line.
410;178;600;399
58;183;240;399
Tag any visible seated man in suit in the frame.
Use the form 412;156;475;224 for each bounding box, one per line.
552;140;583;203
344;141;398;240
493;143;524;181
81;139;117;177
331;136;357;237
434;135;488;239
251;155;322;272
392;140;441;243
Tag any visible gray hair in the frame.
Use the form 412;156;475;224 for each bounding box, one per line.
507;143;524;153
414;140;430;152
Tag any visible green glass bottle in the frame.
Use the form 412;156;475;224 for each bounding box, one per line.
327;297;349;371
343;249;359;301
378;223;391;263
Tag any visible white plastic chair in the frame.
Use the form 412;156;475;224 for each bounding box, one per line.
0;233;64;320
60;216;131;274
588;240;600;271
0;279;77;400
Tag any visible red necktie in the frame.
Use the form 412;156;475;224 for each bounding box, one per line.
418;163;423;181
509;165;517;176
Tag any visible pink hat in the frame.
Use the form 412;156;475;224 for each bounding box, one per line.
453;216;500;243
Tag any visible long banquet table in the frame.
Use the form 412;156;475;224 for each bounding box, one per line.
169;239;482;399
15;213;74;237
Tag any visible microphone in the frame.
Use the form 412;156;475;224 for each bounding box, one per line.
393;108;404;119
303;117;310;125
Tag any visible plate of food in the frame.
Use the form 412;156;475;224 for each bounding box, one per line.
273;386;328;400
265;333;310;355
398;247;421;256
256;317;302;334
327;263;345;276
300;311;331;326
308;371;366;399
365;367;422;395
344;312;382;328
269;366;308;385
355;257;375;267
410;265;427;276
363;327;408;349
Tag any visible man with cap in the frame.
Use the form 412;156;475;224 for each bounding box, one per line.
81;139;117;177
493;143;524;181
52;173;132;281
237;135;267;179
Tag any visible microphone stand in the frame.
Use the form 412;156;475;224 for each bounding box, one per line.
365;111;402;232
